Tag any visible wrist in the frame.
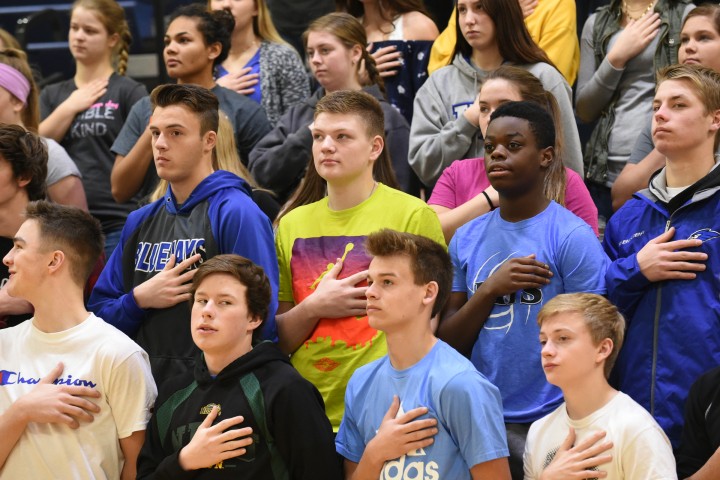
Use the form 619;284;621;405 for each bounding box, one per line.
178;447;196;471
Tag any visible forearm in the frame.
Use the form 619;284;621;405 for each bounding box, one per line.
39;102;79;142
276;301;320;355
432;196;490;243
611;150;665;211
349;446;386;480
687;448;720;480
120;430;145;480
575;57;624;123
248;128;312;192
438;287;496;356
0;402;29;469
111;130;154;203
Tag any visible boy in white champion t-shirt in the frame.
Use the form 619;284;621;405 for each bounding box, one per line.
0;201;156;479
523;293;675;479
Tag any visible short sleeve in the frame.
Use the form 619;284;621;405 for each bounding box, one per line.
439;371;509;467
427;162;461;209
449;235;467;293
45;138;81;185
275;221;294;303
111;97;150;156
106;350;157;438
405;206;446;247
523;422;540;480
557;224;609;294
621;425;676;479
335;381;365;464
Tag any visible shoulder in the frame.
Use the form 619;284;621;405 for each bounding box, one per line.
401;11;439;41
214;85;264;114
346;356;388;392
41;78;75;98
85;315;148;358
261;41;301;60
522;62;567;86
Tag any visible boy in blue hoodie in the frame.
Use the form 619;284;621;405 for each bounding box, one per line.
89;84;278;386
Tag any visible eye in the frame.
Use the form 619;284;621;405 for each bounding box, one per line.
163;38;171;47
652;104;660;112
337;133;348;140
306;49;314;57
320;48;330;55
219;300;232;306
539;339;547;346
680;35;689;44
484;143;495;154
672;103;686;109
195;298;208;305
367;279;374;287
508;141;522;150
479;105;490;114
150;130;160;138
312;133;323;141
558;335;569;342
383;279;393;286
70;24;80;31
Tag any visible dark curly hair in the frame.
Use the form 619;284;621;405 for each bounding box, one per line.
169;3;235;67
0;124;47;201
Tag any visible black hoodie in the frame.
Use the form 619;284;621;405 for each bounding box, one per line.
137;341;341;479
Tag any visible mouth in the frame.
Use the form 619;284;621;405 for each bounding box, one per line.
653;127;671;136
165;59;180;67
197;324;217;334
487;164;511;177
366;304;380;314
319;158;338;165
683;58;700;64
543;363;558;371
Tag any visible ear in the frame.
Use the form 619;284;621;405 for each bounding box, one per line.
16;174;31;189
47;250;66;275
368;135;384;162
710;108;720;135
421;281;439;308
203;130;217;154
595;338;614;364
350;43;363;66
247;315;263;333
539;146;554;169
107;32;120;49
9;95;23;115
208;42;222;62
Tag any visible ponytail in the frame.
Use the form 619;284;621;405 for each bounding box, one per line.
72;0;133;75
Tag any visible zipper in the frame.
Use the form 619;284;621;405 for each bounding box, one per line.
650;217;674;415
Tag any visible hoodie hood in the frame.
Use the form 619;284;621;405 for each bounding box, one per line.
163;170;253;215
644;155;720;214
195;341;290;386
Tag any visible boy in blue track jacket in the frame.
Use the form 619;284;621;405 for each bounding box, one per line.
89;84;278;386
603;64;720;448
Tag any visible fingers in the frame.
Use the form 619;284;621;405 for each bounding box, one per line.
383;395;401;421
40;362;64;384
573;429;605;451
343;269;369;285
397;405;431;424
175;253;202;271
662;238;704;251
559;426;576;451
324;259;345;280
201;405;220;428
213;414;246;432
218;426;253;444
163;254;177;271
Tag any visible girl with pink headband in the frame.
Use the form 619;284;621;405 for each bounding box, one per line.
0;48;87;209
38;0;147;259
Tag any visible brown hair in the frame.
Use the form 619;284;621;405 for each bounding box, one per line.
150;83;220;136
537;293;625;378
303;12;384;92
191;254;271;342
0;124;47;201
336;0;431;27
365;229;451;317
656;63;720;150
484;66;567;205
25;200;103;286
0;48;40;131
71;0;132;75
682;3;720;36
451;0;554;69
277;90;399;221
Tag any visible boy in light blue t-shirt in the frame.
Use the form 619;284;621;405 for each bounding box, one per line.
336;229;510;479
439;101;609;479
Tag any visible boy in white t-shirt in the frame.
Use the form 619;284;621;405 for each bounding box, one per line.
524;293;675;479
0;201;156;479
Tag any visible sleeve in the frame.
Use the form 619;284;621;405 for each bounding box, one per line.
272;374;343;480
39;84;59;120
563;168;599;235
248;108;313;193
335;379;365;463
384;108;412;194
233;101;272;164
529;0;579;85
125;81;148;109
210;194;280;342
427;161;461;209
275;222;295;303
450;235;467;293
621;425;677;479
601;219;653;318
557;223;609;294
276;46;310;115
111;97;150;156
627;120;655;165
541;69;583;176
575;14;626;123
88;218;149;335
676;368;720;478
440;372;509;467
408;75;479;186
522;422;540;480
107;350;157;438
405;205;446;247
45;139;81;186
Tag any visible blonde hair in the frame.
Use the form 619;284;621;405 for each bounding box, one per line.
0;48;40;131
0;28;21;50
207;0;288;45
149;113;259;201
71;0;132;75
537;293;625;379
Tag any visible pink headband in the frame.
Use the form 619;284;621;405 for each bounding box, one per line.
0;63;30;105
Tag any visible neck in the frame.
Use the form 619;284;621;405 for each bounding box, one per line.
470;46;504;71
74;61;114;86
31;283;90;333
204;341;252;376
386;328;436;371
0;195;29;238
176;69;216;90
169;162;214;204
497;184;549;222
562;376;617;420
665;147;716;188
229;27;260;59
325;77;363;94
326;176;376;211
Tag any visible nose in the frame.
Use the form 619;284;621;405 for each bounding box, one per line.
541;340;555;357
320;135;335;153
653;103;669;123
366;281;378;300
310;50;322;65
684;38;697;54
2;249;13;267
201;299;216;318
154;132;168;151
490;144;508;160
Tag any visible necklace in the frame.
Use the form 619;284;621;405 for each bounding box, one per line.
622;0;656;21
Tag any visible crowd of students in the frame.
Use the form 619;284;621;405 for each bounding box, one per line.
0;0;720;479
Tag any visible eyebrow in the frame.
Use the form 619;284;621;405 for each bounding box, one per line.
12;237;25;244
149;123;187;130
164;31;189;38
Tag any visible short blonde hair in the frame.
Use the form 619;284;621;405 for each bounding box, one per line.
537;293;625;379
